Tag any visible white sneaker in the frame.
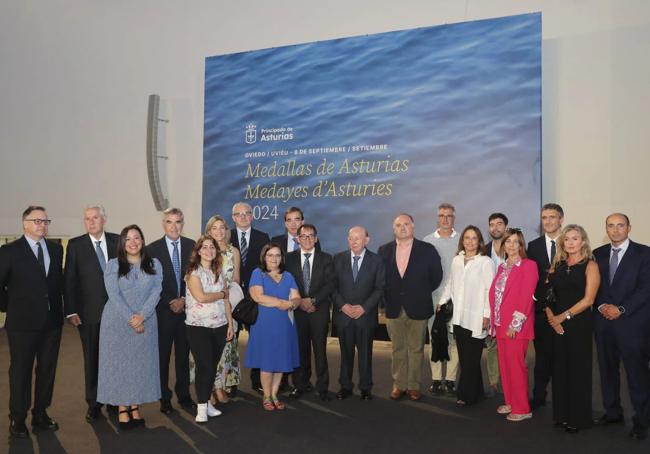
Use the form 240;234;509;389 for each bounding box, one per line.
207;402;222;417
195;403;208;423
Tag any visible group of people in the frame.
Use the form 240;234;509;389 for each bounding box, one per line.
0;202;648;443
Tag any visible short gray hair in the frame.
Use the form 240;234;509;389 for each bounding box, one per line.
84;205;107;217
438;203;455;213
232;202;252;214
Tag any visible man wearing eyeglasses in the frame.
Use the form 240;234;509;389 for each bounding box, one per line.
423;203;459;396
285;224;334;400
0;206;64;438
230;202;270;393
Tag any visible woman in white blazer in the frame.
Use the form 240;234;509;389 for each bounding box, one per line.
437;225;495;405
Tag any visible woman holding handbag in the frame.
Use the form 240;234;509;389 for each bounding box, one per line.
245;243;301;411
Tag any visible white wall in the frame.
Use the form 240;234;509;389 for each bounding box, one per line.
1;0;649;247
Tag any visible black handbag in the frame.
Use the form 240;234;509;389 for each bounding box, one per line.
544;286;556;309
438;298;453;323
232;296;258;325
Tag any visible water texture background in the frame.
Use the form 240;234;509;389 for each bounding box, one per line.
203;13;541;252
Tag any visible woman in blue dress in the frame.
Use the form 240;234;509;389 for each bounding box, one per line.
245;243;300;411
97;225;162;430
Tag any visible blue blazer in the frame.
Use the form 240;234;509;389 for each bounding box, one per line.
593;240;650;329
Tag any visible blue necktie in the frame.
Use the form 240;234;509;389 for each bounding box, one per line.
172;241;181;297
240;232;248;267
302;252;311;293
292;237;300;252
609;248;620;284
352;255;360;282
95;240;106;273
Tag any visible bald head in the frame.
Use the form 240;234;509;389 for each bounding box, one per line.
393;214;414;241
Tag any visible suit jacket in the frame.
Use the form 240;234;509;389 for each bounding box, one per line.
231;227;270;291
285;249;334;317
488;258;538;340
332;249;385;329
271;233;321;255
593;240;650;329
64;232;119;324
378;239;443;320
0;236;64;331
527;236;551;305
146;236;195;311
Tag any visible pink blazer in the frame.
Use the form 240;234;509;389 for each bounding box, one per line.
489;258;538;340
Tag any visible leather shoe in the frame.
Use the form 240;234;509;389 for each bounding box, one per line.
407;390;421;401
565;425;579;434
160;399;174;414
178;398;197;410
390;388;405;400
289;388;303;399
336;388;352;400
360;390;373;400
630;424;648;440
9;420;29;439
593;414;624;425
31;412;59;431
85;405;102;423
318;391;331;401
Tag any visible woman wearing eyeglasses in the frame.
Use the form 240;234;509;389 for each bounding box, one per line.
244;243;300;411
489;228;538;422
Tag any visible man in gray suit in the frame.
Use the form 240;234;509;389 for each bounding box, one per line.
332;226;385;400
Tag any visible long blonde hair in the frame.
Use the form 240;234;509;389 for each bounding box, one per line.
548;224;593;273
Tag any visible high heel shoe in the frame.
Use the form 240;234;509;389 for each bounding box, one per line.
118;408;133;431
129;406;145;427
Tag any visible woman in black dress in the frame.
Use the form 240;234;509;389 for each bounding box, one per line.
544;224;600;433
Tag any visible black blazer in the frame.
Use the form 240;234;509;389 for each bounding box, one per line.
378;239;442;320
271;233;321;255
0;236;64;331
593;240;650;329
332;249;385;329
146;236;195;311
64;232;119;324
527;235;551;304
285;249;334;316
485;241;494;258
231;228;270;291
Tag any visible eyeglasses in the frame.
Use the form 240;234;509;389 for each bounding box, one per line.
25;218;51;226
299;234;315;240
232;211;252;217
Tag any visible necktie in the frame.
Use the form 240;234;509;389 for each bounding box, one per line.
302;252;312;294
352;255;360;282
95;240;106;273
36;241;46;275
550;239;556;263
609;248;620;284
292;237;300;252
240;232;248;267
172;241;181;297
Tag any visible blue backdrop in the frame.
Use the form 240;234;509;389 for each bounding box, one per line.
203;13;541;253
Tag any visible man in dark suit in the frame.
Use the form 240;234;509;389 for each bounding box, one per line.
378;213;442;402
593;213;650;441
146;208;195;414
285;224;334;401
271;206;321;254
332;226;385;401
0;206;64;438
230;201;270;392
64;205;119;422
484;212;508;397
526;203;563;409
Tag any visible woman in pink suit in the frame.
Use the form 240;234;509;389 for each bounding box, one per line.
489;228;538;422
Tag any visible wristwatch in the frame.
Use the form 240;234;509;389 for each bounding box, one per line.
565;310;572;320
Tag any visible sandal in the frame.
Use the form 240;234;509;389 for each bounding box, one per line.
262;398;275;411
272;397;286;410
507;412;532;422
497;405;512;414
130;405;145;427
118;408;132;430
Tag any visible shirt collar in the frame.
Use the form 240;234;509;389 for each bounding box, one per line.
433;228;457;239
165;236;180;246
611;238;630;253
24;235;43;248
350;248;366;260
237;227;251;236
545;233;560;243
88;231;106;245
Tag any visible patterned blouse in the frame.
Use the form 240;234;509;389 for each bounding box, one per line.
492;259;520;330
185;266;228;328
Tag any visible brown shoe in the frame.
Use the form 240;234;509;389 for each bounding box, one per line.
407;390;421;401
390;388;405;400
